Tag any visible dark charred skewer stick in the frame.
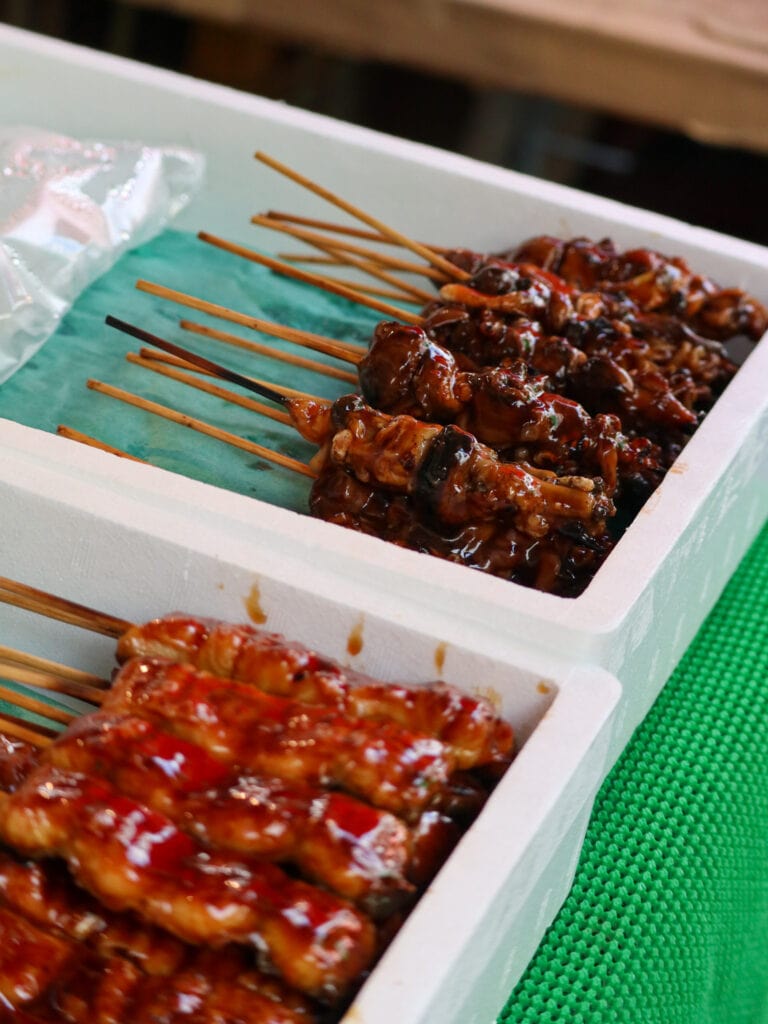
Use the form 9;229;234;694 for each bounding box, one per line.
196;231;425;326
254;152;467;281
106;316;290;406
125;352;294;426
135;347;329;405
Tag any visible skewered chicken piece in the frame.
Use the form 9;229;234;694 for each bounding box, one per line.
44;711;418;916
0;849;186;977
99;657;456;819
0;862;317;1022
508;235;768;342
310;465;614;597
0;902;75;1009
307;395;613;539
0;763;376;1002
116;614;514;771
424;282;733;428
357;322;665;497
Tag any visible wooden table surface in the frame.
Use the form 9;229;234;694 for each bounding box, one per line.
124;0;768;153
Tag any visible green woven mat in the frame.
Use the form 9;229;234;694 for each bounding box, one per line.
500;522;768;1024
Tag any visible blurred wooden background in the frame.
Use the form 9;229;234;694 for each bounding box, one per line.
3;0;767;245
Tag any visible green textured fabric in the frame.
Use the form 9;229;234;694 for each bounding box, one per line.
500;522;768;1024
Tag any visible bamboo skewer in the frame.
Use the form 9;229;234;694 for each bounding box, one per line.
179;319;359;383
0;680;78;725
266;211;451;254
250;215;436;303
138;347;322;402
0;665;103;708
266;211;405;246
254;153;467;281
135;280;365;361
88;378;315;480
197;232;425;326
262;216;449;283
0;713;55;746
126;352;294;427
0;577;131;639
56;426;147;462
0;646;107;690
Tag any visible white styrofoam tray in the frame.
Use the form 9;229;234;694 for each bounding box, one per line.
1;26;765;745
0;422;621;1024
0;22;766;1022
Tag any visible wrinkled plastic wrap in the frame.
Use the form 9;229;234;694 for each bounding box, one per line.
0;127;204;383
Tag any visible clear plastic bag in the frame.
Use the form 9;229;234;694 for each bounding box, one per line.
0;127;204;383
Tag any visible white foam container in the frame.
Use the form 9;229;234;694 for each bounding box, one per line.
0;23;766;1023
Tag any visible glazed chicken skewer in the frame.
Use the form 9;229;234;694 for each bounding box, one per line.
0;833;317;1022
0;754;376;1000
0;580;515;772
0;827;319;1022
0;697;439;916
105;317;613;540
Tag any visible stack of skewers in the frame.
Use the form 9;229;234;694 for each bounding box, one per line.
60;154;767;597
0;579;515;1021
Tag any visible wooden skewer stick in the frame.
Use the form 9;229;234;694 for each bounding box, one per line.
179;319;359;382
87;379;315;480
0;646;107;690
135;279;365;361
264;217;449;283
196;232;425;326
126;352;294;427
251;215;436;303
138;347;320;402
0;577;131;639
216;333;361;385
254;154;467;281
0;664;103;708
267;211;449;253
0;680;78;725
0;713;54;746
56;426;146;463
273;255;432;302
315;277;427;304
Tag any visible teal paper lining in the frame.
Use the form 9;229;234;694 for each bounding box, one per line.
0;228;391;514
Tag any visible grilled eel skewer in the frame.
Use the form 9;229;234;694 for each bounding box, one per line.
16;711;437;917
95;657;460;819
0;853;316;1022
0;758;376;1002
116;614;514;772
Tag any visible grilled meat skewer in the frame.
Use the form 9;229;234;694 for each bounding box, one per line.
0;763;376;1002
116;614;514;771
